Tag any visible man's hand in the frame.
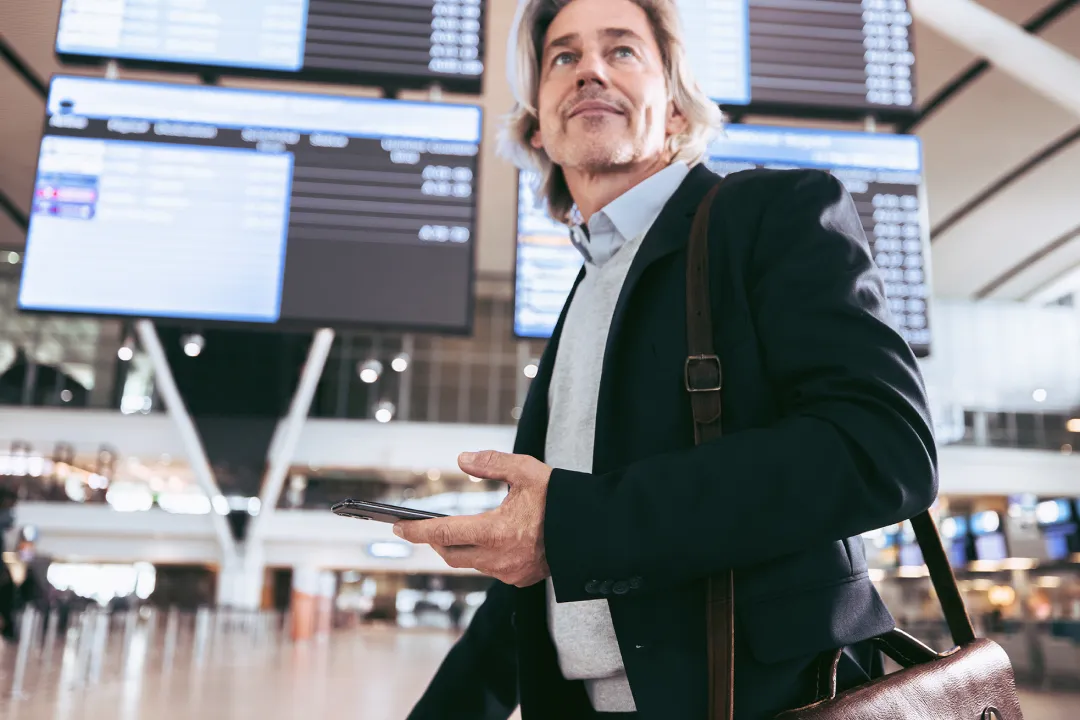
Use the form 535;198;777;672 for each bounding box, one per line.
393;451;552;587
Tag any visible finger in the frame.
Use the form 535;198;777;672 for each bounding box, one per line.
393;513;496;547
434;545;488;572
458;450;521;484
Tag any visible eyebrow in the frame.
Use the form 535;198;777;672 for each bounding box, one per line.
543;27;647;55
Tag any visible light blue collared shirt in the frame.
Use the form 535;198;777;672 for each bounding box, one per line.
569;161;690;267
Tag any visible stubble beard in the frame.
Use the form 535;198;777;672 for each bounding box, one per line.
550;118;639;175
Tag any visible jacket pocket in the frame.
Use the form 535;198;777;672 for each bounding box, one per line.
736;574;895;664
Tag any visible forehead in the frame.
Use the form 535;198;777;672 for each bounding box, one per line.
542;0;657;47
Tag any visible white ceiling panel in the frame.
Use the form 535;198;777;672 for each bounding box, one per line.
0;70;43;217
929;140;1080;297
0;209;26;251
923;5;1080;299
918;70;1076;228
0;0;65;82
989;227;1080;301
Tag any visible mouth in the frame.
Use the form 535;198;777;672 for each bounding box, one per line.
567;101;623;119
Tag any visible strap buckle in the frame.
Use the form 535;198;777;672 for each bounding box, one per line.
685;354;722;393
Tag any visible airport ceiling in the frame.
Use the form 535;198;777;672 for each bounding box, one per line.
1;0;1079;303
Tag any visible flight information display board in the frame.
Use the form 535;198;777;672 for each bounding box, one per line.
55;0;485;92
20;76;481;332
678;0;915;117
514;125;931;357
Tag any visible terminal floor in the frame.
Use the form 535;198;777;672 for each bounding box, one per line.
1;625;1077;719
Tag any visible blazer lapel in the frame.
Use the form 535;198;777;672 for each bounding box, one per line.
593;164;721;473
513;265;587;460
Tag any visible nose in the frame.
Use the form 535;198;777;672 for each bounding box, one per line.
575;50;608;90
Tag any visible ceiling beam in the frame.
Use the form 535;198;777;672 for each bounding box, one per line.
910;0;1080;120
900;0;1080;133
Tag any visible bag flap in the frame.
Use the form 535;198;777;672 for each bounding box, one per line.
775;639;1023;719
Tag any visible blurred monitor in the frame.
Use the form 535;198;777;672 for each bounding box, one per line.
676;0;915;117
939;515;968;540
898;543;923;568
938;515;970;568
970;511;1009;562
1036;498;1075;527
970;510;1003;537
514;125;930;357
974;533;1008;562
20;76;481;332
1045;532;1072;562
1039;499;1079;561
55;0;485;93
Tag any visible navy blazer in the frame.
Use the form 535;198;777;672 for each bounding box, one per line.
408;165;938;719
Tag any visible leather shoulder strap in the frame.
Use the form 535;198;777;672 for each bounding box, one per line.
686;182;724;442
685;181;734;720
911;512;977;646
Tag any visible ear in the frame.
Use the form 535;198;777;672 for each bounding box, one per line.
529;127;544;150
666;101;688;136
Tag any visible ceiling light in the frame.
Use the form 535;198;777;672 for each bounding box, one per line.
182;334;204;358
523;363;538;379
117;346;134;362
1067;418;1080;433
358;359;383;384
374;400;395;424
391;353;410;373
1032;388;1047;403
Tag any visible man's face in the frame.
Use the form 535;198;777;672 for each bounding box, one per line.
530;0;684;173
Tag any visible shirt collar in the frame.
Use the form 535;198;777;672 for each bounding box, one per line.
569;162;690;267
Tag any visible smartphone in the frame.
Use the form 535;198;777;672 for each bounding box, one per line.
331;498;446;524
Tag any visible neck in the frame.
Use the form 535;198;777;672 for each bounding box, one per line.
564;155;672;223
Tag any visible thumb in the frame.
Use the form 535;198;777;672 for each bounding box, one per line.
458;450;514;483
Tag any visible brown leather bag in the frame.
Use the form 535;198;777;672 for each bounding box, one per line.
685;183;1025;720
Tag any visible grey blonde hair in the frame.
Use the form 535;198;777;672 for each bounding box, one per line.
501;0;723;224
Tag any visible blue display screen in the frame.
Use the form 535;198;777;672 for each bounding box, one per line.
513;126;929;356
971;511;1003;537
55;0;485;89
975;533;1008;562
21;76;482;331
678;0;915;112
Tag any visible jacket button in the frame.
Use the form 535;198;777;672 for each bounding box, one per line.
598;580;613;595
585;580;600;594
629;576;643;590
612;581;630;595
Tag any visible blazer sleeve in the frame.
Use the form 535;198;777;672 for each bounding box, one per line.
543;170;938;604
407;580;518;720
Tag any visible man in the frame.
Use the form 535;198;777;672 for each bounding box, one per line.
0;491;16;642
396;1;937;718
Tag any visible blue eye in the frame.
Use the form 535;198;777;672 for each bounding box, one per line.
613;46;635;59
552;51;576;66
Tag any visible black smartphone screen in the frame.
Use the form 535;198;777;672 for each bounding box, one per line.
331;499;447;524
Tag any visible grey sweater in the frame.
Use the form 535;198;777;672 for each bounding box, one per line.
544;162;690;713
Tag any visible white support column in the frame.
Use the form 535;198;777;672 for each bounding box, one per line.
909;0;1080;119
135;320;237;560
215;541;266;609
248;328;335;540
